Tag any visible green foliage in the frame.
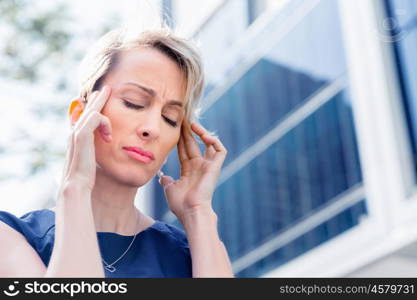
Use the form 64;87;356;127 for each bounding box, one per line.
0;1;123;182
0;0;74;181
0;0;72;83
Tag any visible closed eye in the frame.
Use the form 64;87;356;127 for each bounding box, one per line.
122;100;178;128
122;99;144;110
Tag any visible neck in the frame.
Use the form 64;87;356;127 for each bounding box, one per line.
90;167;142;235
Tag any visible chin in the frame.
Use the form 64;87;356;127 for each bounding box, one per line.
115;168;154;187
122;178;149;188
97;162;155;188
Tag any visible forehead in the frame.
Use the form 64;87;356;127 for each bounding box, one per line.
105;47;187;103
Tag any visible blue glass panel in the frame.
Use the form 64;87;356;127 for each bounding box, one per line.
213;91;363;262
236;200;368;277
385;0;417;177
203;0;347;167
385;0;417;29
151;177;165;220
151;148;179;220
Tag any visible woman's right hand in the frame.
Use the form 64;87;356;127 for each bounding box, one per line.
60;86;113;192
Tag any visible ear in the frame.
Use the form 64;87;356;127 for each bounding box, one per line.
68;98;85;126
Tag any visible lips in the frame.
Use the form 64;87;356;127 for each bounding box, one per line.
122;146;155;163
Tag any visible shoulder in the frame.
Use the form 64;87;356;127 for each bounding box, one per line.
144;221;192;277
0;209;55;240
149;221;190;250
0;209;55;267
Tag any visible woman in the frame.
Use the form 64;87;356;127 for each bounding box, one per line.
0;28;234;278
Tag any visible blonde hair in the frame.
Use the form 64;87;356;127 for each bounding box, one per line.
78;27;204;123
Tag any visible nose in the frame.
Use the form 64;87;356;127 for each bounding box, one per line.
136;110;161;141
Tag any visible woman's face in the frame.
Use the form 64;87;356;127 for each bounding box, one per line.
92;47;186;187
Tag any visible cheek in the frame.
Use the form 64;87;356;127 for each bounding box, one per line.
161;134;180;157
168;134;180;153
172;131;181;147
100;99;117;119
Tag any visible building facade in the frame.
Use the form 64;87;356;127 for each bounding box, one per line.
150;0;417;277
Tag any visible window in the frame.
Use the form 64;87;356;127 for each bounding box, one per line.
385;0;417;177
213;90;363;275
247;0;267;24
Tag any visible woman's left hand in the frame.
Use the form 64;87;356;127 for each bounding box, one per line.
159;121;227;221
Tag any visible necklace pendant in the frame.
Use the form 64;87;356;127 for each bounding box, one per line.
104;265;116;273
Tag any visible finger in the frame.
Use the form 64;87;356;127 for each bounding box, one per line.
83;90;100;112
88;85;111;112
82;112;112;141
192;124;227;167
192;123;227;154
65;89;111;183
60;132;75;187
202;134;227;166
77;107;113;143
160;175;175;189
190;122;206;136
67;112;112;177
77;86;111;129
182;121;201;159
95;116;113;143
190;122;216;142
73;91;99;129
75;87;113;142
204;144;216;160
177;133;188;163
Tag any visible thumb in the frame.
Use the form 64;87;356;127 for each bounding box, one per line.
160;175;175;189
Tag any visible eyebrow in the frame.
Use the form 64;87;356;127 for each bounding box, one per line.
123;82;184;108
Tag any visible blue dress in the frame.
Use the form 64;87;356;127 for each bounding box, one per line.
0;209;192;278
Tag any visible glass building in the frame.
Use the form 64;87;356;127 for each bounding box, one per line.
385;0;417;176
148;0;417;277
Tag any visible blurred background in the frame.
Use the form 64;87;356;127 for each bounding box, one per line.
1;0;417;277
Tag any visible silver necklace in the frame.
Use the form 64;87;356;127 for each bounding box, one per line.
101;210;141;273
